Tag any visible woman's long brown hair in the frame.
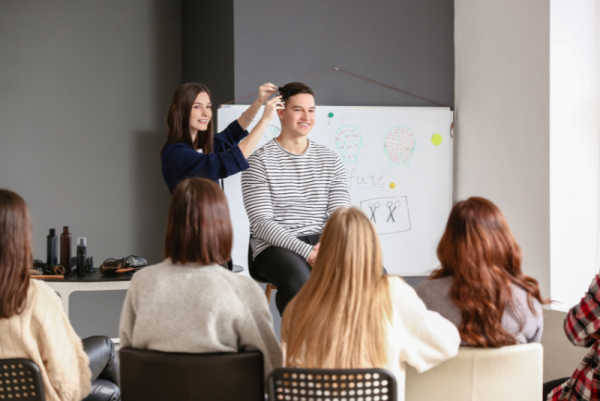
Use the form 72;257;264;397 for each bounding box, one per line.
282;207;392;368
0;190;32;318
164;83;214;153
431;197;547;347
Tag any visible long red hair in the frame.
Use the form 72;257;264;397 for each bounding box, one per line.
431;197;547;347
0;190;32;318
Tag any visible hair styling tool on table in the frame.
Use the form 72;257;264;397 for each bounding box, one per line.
100;255;147;275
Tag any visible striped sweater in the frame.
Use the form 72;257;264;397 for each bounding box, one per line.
242;139;351;260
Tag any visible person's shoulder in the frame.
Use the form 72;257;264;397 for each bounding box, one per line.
511;283;543;312
211;268;268;305
246;141;276;164
27;279;63;313
162;142;195;157
309;141;338;158
129;260;171;285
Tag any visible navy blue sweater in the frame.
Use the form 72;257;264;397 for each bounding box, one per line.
161;120;250;193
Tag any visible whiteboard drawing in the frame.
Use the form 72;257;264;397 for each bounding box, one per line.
334;125;363;162
384;126;416;165
360;196;411;235
368;202;380;223
264;125;280;141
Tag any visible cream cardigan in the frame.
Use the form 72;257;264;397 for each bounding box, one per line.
0;279;91;401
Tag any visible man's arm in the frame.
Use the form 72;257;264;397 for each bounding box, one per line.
327;155;351;215
564;275;600;347
242;156;314;260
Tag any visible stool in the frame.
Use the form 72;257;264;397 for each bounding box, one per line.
248;242;277;304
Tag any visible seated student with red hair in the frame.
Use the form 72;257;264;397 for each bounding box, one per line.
120;178;282;378
416;197;548;347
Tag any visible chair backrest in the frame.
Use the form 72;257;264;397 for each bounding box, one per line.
0;359;46;401
405;343;543;401
119;348;265;401
267;367;397;401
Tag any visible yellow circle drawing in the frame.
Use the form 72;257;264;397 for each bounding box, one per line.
390;183;396;189
431;133;443;146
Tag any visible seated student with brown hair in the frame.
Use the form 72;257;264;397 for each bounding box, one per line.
119;177;282;378
416;197;548;347
0;189;119;401
281;207;460;401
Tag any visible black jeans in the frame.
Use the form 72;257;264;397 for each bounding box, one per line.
82;336;120;401
254;233;321;315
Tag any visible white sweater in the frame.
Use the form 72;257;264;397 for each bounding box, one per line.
119;260;283;378
0;279;91;401
384;276;461;400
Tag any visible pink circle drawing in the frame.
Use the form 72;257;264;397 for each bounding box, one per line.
334;125;363;162
384;126;416;165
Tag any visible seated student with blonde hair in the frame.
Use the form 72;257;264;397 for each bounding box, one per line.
120;178;282;378
416;197;547;347
281;207;460;400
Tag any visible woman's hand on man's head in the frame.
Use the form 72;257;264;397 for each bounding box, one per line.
256;83;278;104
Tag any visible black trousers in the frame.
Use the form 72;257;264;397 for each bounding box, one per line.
254;233;321;315
81;336;120;401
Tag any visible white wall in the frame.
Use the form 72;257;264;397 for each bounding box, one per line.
454;0;551;296
550;0;600;309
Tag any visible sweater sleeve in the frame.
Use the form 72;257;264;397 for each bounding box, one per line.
392;277;460;373
326;155;351;216
162;143;249;191
119;276;138;348
237;280;283;380
35;282;92;401
564;275;600;348
242;154;314;259
213;120;250;152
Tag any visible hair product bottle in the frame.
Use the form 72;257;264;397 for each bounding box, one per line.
60;226;71;273
76;237;87;277
46;229;57;265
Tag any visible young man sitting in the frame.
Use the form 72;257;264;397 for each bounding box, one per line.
242;82;351;315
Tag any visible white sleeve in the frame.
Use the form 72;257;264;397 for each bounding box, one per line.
392;277;461;373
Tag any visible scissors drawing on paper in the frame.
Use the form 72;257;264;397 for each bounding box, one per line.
386;200;401;223
368;202;380;223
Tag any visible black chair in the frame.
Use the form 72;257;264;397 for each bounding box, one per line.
267;367;397;401
0;359;45;400
248;240;277;303
119;348;265;401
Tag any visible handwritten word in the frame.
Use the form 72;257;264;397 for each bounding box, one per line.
347;168;384;187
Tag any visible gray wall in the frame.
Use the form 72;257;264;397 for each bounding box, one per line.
0;0;180;266
0;0;181;337
234;0;454;107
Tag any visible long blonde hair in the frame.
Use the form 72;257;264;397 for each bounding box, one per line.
281;207;392;368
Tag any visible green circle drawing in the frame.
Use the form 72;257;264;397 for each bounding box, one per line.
328;112;334;118
431;133;443;146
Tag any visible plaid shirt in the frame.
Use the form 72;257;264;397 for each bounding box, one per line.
548;275;600;401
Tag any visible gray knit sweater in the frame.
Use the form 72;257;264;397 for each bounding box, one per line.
415;276;543;345
119;260;283;378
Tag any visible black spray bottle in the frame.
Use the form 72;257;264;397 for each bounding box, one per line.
46;229;57;265
76;237;87;277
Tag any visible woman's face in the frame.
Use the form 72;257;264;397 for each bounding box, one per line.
189;91;212;132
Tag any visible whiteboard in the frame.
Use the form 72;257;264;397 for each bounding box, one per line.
218;105;453;276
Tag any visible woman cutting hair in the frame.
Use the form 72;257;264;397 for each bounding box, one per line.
161;82;283;193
